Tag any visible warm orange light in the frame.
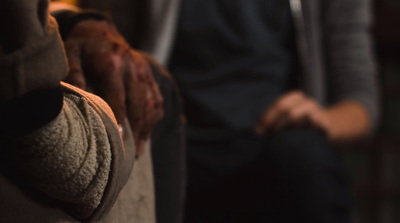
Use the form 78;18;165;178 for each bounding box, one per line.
54;0;78;6
50;0;80;12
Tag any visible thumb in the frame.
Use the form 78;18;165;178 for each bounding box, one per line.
63;40;87;89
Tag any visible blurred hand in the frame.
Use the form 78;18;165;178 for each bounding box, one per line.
63;19;164;157
254;91;333;138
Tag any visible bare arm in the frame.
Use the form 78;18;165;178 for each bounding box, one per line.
255;91;370;142
255;0;378;142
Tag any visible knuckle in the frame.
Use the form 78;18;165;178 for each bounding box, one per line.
288;109;299;120
157;97;164;107
306;99;318;109
291;90;305;100
293;90;304;96
275;101;288;111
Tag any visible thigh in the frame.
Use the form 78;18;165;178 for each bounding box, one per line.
263;128;352;223
184;128;352;223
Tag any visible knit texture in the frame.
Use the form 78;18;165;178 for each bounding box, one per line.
5;88;113;218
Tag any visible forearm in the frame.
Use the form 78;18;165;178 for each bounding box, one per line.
325;0;379;133
325;101;370;142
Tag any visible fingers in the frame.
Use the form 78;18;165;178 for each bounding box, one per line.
129;51;165;132
63;21;129;127
289;99;330;131
85;46;128;126
125;51;152;157
63;40;87;89
125;54;147;132
255;91;330;135
62;20;165;158
255;91;305;134
97;68;127;126
133;51;164;133
124;51;165;157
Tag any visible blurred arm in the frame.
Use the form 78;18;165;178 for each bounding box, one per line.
255;91;370;142
255;0;378;142
324;0;379;136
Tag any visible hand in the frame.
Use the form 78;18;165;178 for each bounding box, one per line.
63;19;164;157
254;91;333;138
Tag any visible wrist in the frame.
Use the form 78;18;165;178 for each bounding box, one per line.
324;102;370;142
323;109;339;141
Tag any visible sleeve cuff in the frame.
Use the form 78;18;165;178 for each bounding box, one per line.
51;9;112;39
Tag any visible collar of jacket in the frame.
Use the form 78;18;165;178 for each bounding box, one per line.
289;0;326;103
289;0;311;92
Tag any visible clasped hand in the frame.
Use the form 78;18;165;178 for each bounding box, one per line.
63;19;164;157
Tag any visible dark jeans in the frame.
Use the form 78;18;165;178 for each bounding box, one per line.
149;58;186;223
184;128;352;223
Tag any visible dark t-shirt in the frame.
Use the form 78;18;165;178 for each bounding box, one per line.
169;0;297;140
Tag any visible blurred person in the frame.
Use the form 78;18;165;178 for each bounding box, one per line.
51;0;379;222
0;0;156;222
166;1;378;222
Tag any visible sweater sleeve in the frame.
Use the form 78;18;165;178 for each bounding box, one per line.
3;83;135;220
324;0;380;132
0;0;135;220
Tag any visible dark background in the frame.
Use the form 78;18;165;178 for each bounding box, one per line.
342;0;400;222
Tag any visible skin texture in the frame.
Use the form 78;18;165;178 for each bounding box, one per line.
254;91;370;142
63;19;164;157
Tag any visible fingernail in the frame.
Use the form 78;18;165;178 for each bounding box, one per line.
118;124;124;136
